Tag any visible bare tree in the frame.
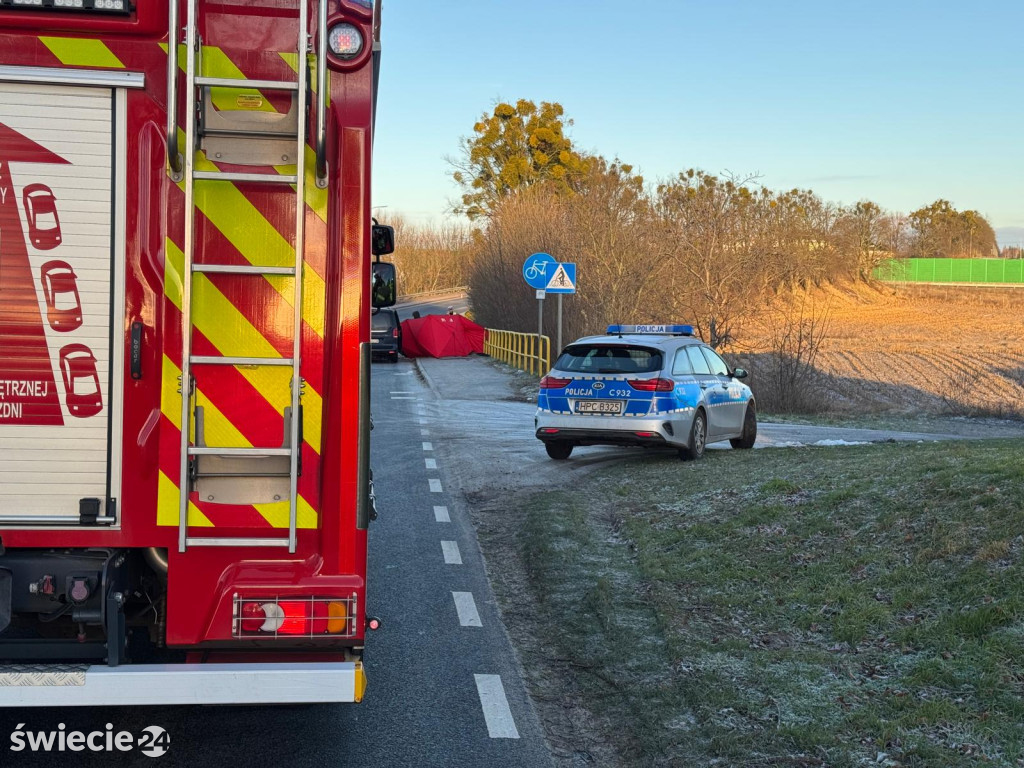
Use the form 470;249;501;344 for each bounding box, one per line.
377;213;475;295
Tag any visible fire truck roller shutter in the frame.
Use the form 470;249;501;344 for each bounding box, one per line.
0;79;126;525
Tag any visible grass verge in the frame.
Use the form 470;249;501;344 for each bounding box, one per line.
520;440;1024;766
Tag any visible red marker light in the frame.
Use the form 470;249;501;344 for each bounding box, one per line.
240;602;266;632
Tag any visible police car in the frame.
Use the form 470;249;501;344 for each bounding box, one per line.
536;325;756;460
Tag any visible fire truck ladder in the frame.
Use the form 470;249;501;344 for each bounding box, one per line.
167;0;329;553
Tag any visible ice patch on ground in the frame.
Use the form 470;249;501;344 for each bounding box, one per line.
759;439;871;449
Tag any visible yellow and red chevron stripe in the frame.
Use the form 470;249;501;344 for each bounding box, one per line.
10;32;333;531
155;42;332;531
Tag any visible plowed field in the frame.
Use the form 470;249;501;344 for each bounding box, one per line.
746;283;1024;417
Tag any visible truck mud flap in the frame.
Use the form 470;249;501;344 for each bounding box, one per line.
0;569;11;635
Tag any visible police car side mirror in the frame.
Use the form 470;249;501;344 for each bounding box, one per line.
732;368;748;380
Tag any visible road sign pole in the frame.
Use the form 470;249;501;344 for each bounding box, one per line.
557;293;563;355
537;294;544;341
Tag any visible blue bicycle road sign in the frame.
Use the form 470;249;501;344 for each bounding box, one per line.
522;252;556;290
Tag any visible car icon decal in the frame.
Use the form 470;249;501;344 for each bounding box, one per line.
23;183;62;250
39;260;83;332
59;344;103;418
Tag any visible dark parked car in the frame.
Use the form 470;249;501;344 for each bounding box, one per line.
371;308;401;362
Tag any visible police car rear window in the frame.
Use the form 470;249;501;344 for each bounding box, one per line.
555;345;663;374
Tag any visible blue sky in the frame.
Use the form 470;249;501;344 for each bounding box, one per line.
372;1;1024;243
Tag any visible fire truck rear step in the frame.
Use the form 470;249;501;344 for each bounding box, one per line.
175;0;318;552
189;406;299;504
198;73;301;165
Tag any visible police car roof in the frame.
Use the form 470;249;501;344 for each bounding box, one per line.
568;333;705;348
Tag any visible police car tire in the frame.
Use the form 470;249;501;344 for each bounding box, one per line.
730;405;757;450
679;410;707;461
545;441;573;460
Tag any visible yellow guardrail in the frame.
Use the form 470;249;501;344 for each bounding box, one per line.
484;329;551;376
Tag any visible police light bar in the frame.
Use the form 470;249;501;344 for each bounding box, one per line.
607;324;694;336
2;0;133;13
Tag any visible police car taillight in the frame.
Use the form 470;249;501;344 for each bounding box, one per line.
540;375;571;389
628;378;675;392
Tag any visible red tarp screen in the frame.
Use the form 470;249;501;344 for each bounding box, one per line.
400;314;485;358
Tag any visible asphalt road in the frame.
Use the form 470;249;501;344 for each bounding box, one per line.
0;357;552;768
394;293;470;322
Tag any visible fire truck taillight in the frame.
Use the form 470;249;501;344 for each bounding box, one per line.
234;596;357;638
328;23;363;58
8;0;131;11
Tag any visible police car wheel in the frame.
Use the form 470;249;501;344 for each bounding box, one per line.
679;410;707;461
545;441;573;460
730;405;757;450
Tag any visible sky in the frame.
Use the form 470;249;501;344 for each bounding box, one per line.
372;1;1024;245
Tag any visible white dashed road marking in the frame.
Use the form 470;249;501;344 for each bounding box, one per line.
390;391;414;394
452;592;482;627
421;429;430;436
474;674;520;739
434;505;450;522
419;418;427;425
429;479;443;493
391;396;416;400
425;458;437;469
441;540;462;564
422;442;433;451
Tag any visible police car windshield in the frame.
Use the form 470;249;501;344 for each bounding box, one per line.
555;344;663;374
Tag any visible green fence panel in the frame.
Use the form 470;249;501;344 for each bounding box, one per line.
950;260;971;281
874;258;1024;284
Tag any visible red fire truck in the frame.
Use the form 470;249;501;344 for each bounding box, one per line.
0;0;393;705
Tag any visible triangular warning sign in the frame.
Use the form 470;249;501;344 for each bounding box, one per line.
546;263;574;290
0;122;70;426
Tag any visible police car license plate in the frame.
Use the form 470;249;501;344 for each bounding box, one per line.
575;400;624;415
